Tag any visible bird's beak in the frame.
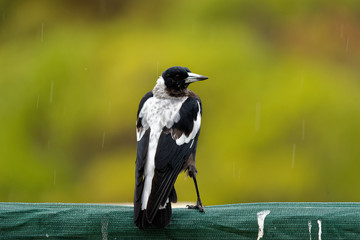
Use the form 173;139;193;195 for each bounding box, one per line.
185;72;208;84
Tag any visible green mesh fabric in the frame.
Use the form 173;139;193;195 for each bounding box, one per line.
1;202;360;239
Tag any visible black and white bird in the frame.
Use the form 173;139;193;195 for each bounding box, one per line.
134;66;207;229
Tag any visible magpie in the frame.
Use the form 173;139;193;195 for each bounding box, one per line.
134;66;207;229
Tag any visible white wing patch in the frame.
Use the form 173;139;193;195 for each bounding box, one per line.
175;101;201;146
136;123;147;142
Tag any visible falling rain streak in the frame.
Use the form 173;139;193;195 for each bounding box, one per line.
108;101;112;115
340;24;344;39
157;62;159;77
233;161;235;177
255;103;261;132
53;170;56;185
102;132;106;149
345;37;350;53
292;144;296;168
36;95;40;109
302;120;305;140
41;23;44;42
232;161;241;178
49;81;54;104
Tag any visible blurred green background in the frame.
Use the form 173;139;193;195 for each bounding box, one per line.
1;0;360;204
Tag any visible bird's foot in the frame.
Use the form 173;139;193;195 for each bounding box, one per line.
186;202;205;212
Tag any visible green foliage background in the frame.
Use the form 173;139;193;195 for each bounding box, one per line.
1;0;360;204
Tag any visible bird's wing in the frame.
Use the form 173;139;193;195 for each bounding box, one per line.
134;91;153;223
146;96;202;223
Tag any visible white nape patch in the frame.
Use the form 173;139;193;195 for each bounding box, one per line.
317;220;322;240
257;210;271;240
153;76;182;100
139;78;188;210
159;198;169;210
175;101;201;146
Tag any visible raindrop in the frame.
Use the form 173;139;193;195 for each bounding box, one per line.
45;233;49;238
232;161;240;179
102;132;106;149
41;23;44;42
346;37;350;53
308;220;312;240
53;170;56;185
340;24;344;39
302;120;305;141
233;161;235;177
291;144;296;168
157;62;159;77
108;101;112;115
84;67;88;71
255;103;261;132
100;0;107;15
49;81;54;105
36;95;40;109
300;75;304;92
7;191;13;201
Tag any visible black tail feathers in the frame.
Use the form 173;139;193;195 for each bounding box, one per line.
134;202;172;229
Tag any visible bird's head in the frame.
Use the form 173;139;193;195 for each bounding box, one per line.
161;66;208;94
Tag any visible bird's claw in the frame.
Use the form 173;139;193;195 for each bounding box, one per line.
186;203;205;212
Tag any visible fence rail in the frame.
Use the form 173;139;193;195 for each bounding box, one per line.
1;202;360;239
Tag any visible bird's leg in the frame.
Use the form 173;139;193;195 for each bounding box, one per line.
186;166;205;212
187;174;205;212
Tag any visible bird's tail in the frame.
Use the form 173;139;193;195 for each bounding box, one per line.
151;201;172;228
134;202;172;229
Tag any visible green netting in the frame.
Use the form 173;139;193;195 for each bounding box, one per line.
1;202;360;239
